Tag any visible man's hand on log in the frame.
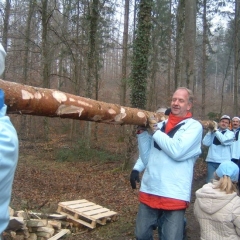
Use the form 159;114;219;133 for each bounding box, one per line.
207;121;218;132
147;115;159;134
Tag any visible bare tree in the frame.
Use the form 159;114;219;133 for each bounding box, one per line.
201;0;207;119
183;0;196;88
2;0;11;79
120;0;129;107
174;0;196;88
233;0;240;114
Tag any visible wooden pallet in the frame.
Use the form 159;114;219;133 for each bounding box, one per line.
56;199;117;229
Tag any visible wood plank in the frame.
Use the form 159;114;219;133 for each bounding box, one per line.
27;219;48;227
48;229;71;240
57;211;96;229
36;227;54;235
75;205;102;212
48;220;61;230
81;208;109;216
90;211;117;220
58;200;88;206
67;202;95;209
62;202;94;212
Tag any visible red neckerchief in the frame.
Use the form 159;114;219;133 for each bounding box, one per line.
165;112;192;133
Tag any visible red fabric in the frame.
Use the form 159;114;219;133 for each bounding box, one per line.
165;112;192;133
139;192;189;210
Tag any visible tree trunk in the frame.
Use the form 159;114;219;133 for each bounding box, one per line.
0;79;215;128
0;79;164;126
2;0;11;79
174;0;185;88
120;0;129;107
21;0;36;139
233;0;240;115
130;0;153;109
41;0;51;141
167;0;172;99
201;0;207;119
183;0;196;88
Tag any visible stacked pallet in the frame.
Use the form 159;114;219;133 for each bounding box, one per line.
57;199;118;229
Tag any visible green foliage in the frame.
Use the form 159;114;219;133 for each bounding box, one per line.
207;112;221;121
130;0;153;109
55;140;122;163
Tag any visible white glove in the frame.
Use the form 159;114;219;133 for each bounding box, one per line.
147;116;159;134
208;121;218;132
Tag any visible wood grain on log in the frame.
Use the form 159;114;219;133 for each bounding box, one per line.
0;79;214;128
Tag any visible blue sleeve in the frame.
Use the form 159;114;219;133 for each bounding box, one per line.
0;105;19;234
133;157;146;173
202;132;214;146
137;131;152;165
214;130;234;146
153;120;202;161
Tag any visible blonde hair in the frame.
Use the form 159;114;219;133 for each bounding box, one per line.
213;173;238;194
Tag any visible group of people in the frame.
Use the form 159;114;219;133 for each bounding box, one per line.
130;87;240;240
0;40;239;239
203;114;240;184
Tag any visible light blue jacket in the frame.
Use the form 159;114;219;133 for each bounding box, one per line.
231;128;240;160
0;105;19;234
137;118;202;202
202;129;234;163
133;157;145;173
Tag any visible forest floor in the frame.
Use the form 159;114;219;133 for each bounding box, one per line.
10;138;207;240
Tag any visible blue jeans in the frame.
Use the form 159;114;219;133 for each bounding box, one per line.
135;202;185;240
206;162;220;183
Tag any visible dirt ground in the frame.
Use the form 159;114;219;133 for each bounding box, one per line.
10;139;207;240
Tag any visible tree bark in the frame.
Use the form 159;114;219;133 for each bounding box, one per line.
130;0;153;109
233;0;240;115
183;0;196;88
1;79;215;130
174;0;185;88
2;0;11;79
120;0;129;107
201;0;207;119
0;79;164;126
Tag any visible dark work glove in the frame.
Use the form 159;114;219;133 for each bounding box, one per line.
130;170;140;189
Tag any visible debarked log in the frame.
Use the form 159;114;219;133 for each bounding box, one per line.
0;79;214;128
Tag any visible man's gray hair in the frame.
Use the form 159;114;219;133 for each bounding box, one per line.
176;87;194;104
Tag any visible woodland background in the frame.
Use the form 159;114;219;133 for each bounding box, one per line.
0;0;238;165
0;1;239;238
0;0;239;164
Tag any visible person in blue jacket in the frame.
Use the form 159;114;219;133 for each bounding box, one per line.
134;87;203;240
203;115;234;183
0;44;19;238
130;157;187;240
231;116;240;187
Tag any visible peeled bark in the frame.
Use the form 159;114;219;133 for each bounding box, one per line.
0;79;164;126
0;79;214;129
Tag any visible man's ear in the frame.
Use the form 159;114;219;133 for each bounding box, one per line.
187;102;192;111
